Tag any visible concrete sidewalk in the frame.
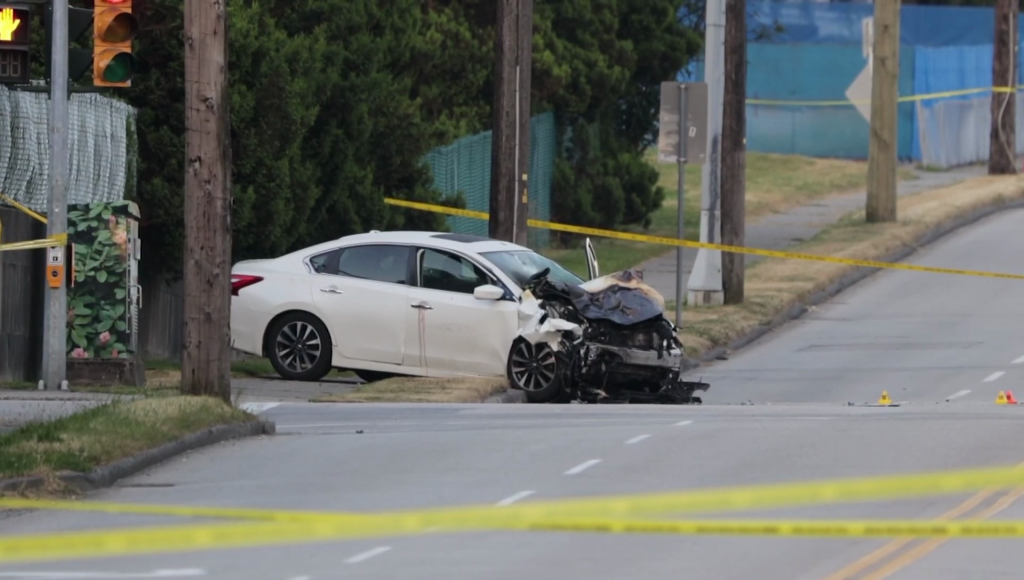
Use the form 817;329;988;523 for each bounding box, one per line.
0;390;116;435
636;164;989;303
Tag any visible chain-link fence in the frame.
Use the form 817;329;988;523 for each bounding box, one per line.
917;93;1024;169
0;84;137;213
422;112;556;249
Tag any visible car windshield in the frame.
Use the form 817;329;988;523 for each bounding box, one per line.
480;250;585;289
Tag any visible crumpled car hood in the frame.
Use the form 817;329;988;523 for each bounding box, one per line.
572;269;666;326
515;269;670;349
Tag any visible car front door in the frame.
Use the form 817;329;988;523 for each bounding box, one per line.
310;243;412;365
403;247;519;376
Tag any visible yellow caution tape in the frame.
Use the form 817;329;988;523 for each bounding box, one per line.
383;198;1024;280
0;497;364;524
4;462;1024;565
0;233;67;253
9;513;1024;564
0;520;400;565
0;192;60;253
492;516;1024;538
9;463;1024;522
746;85;1018;107
0;193;47;225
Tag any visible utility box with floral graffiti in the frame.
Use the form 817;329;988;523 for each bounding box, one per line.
65;200;145;386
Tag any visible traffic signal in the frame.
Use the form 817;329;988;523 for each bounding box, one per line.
45;5;94;83
93;0;138;87
0;4;30;85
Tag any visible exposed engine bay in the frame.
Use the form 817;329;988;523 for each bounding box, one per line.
506;268;710;404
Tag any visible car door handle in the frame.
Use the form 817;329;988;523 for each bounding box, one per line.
320;287;344;294
411;302;433;310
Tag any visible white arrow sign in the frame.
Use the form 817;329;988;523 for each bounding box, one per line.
846;16;873;123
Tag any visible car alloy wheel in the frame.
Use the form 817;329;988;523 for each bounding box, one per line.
275;320;323;373
509;340;558;392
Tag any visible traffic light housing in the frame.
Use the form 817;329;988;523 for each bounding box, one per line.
0;4;30;85
93;0;137;87
45;5;94;83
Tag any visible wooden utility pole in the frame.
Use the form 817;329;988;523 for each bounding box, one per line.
865;0;900;223
989;0;1018;175
182;0;233;402
489;0;532;245
721;0;746;305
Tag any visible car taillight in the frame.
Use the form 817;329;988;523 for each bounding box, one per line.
231;274;263;296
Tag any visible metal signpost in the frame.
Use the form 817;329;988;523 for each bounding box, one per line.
40;0;70;390
658;81;708;328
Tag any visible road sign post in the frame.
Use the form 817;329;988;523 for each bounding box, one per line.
40;0;70;391
659;81;708;328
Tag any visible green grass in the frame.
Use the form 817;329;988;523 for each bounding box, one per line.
0;396;252;480
71;385;180;397
311;376;509;403
143;357;354;380
0;381;35;391
540;150;919;277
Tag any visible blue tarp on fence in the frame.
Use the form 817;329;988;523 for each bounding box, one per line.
685;43;916;159
745;0;1015;46
911;44;998;162
677;1;1019;162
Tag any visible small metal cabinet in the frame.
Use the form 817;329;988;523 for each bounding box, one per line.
66;201;141;360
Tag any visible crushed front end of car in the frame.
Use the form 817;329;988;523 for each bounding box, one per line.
506;268;710;404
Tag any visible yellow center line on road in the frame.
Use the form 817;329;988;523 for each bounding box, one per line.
860;486;1024;580
821;488;999;580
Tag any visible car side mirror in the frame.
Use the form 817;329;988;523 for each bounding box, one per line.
473;284;505;301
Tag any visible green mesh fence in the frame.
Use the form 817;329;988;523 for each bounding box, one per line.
422;112;556;249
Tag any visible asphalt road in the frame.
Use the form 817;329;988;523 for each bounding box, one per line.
3;208;1024;579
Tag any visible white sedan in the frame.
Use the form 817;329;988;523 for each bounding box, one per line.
229;230;598;383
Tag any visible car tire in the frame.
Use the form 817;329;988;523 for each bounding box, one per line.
354;370;395;383
266;312;333;382
506;337;565;403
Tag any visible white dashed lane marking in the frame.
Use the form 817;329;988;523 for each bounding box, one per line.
1014;355;1024;364
564;459;602;475
984;371;1006;382
946;390;972;401
674;420;694;427
625;434;651;445
344;547;392;564
496;491;536;506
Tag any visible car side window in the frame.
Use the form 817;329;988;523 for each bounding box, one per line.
419;248;489;294
308;249;343;275
336;245;410;285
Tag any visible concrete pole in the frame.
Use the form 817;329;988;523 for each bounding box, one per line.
675;84;688;328
686;0;725;306
40;0;70;391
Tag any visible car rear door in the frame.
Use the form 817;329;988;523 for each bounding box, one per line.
310;243;412;365
403;246;519;376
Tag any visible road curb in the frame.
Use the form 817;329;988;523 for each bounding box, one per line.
484;389;527;404
0;419;276;494
684;194;1024;371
